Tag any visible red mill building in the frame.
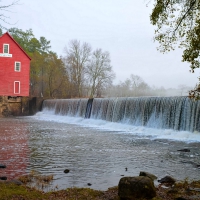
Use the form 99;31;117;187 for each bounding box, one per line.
0;32;31;116
0;32;31;96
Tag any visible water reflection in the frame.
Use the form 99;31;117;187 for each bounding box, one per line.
0;118;29;180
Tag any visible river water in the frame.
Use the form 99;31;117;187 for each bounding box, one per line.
0;113;200;191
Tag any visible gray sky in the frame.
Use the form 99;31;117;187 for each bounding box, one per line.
4;0;200;88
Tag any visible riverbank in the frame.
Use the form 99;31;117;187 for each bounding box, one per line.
0;179;200;200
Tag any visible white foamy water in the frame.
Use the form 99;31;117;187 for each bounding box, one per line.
34;110;200;143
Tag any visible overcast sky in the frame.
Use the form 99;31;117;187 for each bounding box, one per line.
3;0;200;88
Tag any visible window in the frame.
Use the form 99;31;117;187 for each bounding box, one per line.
3;44;9;54
14;81;20;94
15;62;21;72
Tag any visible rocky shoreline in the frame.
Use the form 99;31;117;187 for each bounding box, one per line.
1;163;200;200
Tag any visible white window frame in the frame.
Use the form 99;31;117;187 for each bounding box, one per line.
15;62;21;72
14;81;20;94
3;44;9;54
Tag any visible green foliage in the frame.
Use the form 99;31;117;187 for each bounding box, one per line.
8;28;51;54
151;0;200;99
7;27;69;98
39;36;51;53
9;28;41;54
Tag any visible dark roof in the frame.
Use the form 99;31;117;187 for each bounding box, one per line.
0;32;31;60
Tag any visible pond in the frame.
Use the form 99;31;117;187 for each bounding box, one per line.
0;114;200;191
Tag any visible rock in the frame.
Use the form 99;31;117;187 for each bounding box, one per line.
8;179;23;185
118;176;156;200
87;183;92;186
158;175;176;187
175;197;188;200
188;187;200;192
0;164;6;168
177;149;190;152
188;195;200;199
0;176;7;180
64;169;70;173
139;171;157;181
0;179;23;185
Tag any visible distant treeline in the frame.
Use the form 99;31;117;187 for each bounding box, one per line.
0;28;191;98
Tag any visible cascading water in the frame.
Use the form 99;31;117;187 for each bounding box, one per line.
42;98;88;118
42;96;200;132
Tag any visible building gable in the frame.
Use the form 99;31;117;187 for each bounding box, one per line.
0;32;31;60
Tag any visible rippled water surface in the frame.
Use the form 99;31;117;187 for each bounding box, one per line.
0;117;200;191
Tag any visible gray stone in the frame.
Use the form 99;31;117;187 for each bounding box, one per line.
0;164;6;168
64;169;70;173
139;171;157;181
9;179;23;185
158;175;176;187
118;176;156;200
0;179;23;185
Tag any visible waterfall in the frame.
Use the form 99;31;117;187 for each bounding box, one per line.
42;99;88;118
42;96;200;132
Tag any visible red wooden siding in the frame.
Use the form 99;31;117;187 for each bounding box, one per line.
0;33;31;96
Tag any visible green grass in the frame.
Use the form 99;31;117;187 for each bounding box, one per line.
0;183;106;200
0;183;46;200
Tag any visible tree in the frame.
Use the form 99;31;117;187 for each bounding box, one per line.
9;28;41;53
178;84;190;96
105;74;150;97
29;51;44;96
0;0;19;29
63;40;91;97
43;52;68;98
86;49;115;98
39;36;51;53
150;0;200;99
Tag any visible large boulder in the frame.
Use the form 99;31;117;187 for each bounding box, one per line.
118;176;156;200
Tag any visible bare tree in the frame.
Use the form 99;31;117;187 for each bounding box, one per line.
63;40;91;97
130;74;147;96
178;84;192;96
105;74;151;97
86;48;115;98
0;0;19;30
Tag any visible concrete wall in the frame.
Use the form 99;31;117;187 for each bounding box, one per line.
0;96;44;117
